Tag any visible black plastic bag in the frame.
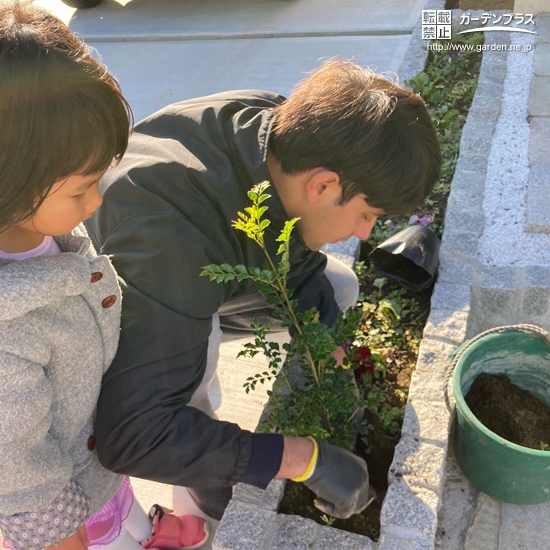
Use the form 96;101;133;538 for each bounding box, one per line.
369;225;440;291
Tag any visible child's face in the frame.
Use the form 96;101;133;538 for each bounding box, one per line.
18;171;105;237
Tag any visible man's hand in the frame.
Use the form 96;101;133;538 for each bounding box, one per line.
329;345;346;367
276;436;315;479
303;438;369;519
45;524;88;550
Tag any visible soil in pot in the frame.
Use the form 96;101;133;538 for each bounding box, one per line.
465;372;550;450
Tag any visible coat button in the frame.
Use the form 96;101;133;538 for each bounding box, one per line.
102;295;117;308
91;272;103;283
87;436;96;451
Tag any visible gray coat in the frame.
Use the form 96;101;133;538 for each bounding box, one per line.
0;225;123;550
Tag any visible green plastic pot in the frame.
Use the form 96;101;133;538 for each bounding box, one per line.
452;325;550;504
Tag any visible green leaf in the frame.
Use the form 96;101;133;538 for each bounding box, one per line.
257;206;268;218
257;193;271;204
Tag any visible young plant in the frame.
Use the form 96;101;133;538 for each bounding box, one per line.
201;181;366;450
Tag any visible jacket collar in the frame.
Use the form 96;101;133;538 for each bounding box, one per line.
230;108;310;251
54;223;97;258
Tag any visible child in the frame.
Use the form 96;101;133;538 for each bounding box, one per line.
0;3;209;550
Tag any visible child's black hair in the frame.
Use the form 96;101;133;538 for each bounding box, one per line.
0;0;133;230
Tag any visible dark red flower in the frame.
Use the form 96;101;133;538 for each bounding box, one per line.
354;346;374;379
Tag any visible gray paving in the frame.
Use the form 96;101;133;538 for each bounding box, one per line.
82;34;412;123
67;0;425;39
40;0;425;123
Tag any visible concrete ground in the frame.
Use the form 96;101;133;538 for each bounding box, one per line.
36;0;424;122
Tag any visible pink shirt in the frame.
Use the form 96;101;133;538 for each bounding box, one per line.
0;236;61;260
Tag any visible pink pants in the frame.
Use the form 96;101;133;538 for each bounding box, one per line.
85;477;135;547
2;479;147;550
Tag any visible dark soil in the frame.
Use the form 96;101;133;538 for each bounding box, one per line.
278;406;402;539
279;481;381;539
465;373;550;450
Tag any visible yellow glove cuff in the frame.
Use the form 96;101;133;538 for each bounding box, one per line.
292;436;319;482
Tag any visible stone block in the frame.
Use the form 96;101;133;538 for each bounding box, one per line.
499;500;550;550
446;186;485;211
212;501;277;550
467;286;525;337
523;287;550;316
448;169;486;194
526;266;550;288
270;514;319;550
535;14;550;44
529;117;550;164
424;308;469;344
482;59;508;79
529;76;550;117
459;122;496;157
476;73;506;90
535;43;550;75
377;533;433;550
477;287;515;314
463;494;501;550
400;64;426;89
232;478;285;511
401;401;452;445
468;87;501;113
453;155;488;176
482;30;510;48
388;436;447;494
314;525;375;549
380;484;439;540
407;371;447;404
443;210;485;237
526;164;550;233
480;266;518;289
431;283;471;312
415;338;457;375
437;259;475;286
463;103;500;124
440;231;478;259
435;452;480;550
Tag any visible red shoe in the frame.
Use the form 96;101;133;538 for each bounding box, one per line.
142;505;209;550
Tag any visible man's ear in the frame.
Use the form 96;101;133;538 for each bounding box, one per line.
304;170;341;204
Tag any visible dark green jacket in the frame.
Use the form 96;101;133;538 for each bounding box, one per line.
87;91;339;488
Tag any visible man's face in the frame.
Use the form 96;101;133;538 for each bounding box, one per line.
297;192;383;251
